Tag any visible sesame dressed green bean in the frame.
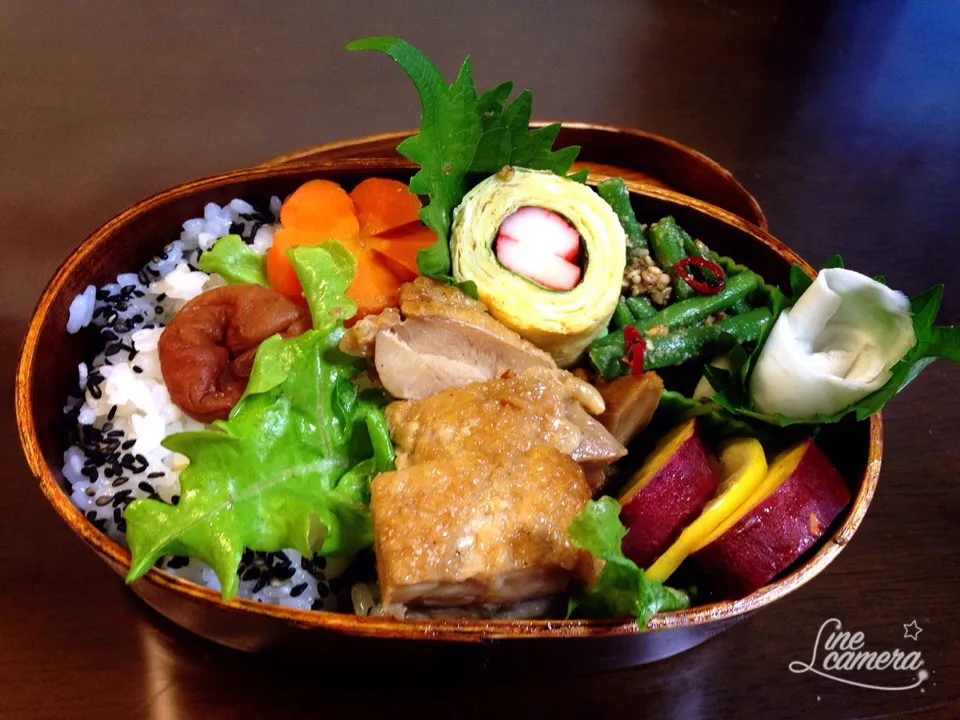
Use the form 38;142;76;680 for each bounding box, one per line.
590;272;762;378
625;295;657;320
643;308;772;370
649;216;695;300
597;178;647;256
613;297;635;328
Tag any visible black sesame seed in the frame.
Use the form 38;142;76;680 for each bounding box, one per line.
121;439;136;450
147;471;165;479
156;293;167;302
252;575;269;594
89;385;103;400
274;566;296;581
85;510;98;521
311;599;325;610
107;405;117;421
138;481;155;494
95;495;112;507
155;305;164;315
316;583;330;598
290;583;308;598
242;567;262;583
132;366;143;374
111;476;129;487
171;495;180;506
135;454;148;465
116;519;126;533
131;313;144;324
113;507;123;522
104;467;115;479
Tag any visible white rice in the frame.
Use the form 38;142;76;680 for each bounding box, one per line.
62;196;351;612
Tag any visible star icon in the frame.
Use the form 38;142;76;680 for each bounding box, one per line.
904;620;923;641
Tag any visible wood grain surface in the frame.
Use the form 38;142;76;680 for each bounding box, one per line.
1;1;958;719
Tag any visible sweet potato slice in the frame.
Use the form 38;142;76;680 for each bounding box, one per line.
692;438;851;598
618;419;718;568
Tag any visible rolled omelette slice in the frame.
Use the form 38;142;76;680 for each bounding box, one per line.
450;167;627;367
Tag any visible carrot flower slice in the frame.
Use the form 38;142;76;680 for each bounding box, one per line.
269;177;435;321
350;178;423;237
279;179;361;239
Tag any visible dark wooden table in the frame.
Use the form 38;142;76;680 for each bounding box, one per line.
3;2;958;718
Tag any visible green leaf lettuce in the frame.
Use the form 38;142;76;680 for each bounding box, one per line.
197;234;269;287
567;497;689;628
125;241;394;599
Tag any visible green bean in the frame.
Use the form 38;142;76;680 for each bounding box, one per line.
650;216;695;300
613;297;635;328
730;296;752;315
588;284;765;379
644;308;772;370
597;178;647;255
682;234;720;264
636;271;759;332
625;295;657;320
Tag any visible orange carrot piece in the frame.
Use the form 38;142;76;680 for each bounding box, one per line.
268;178;429;320
266;228;329;304
350;178;422;237
337;236;403;322
279;179;360;240
368;223;437;282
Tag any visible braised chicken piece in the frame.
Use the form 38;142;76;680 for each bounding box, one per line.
595;372;664;445
371;366;618;610
385;366;622;474
340;276;554;399
158;285;310;422
371;447;592;607
337;307;400;358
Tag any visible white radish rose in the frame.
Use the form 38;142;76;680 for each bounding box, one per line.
750;268;915;419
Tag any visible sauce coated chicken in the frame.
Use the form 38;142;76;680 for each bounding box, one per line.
158;285;310;422
371;366;616;609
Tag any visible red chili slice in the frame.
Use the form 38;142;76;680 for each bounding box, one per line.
622;325;646;375
673;256;726;295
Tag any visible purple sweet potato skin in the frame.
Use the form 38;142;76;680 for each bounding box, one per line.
693;440;851;598
620;429;718;568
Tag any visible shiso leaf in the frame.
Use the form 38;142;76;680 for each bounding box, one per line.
124;242;393;599
567;497;689;628
347;36;580;278
197;235;269;287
